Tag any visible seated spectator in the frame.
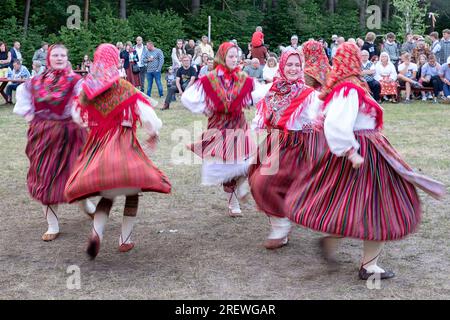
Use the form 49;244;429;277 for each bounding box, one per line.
162;55;196;110
231;39;244;62
412;37;431;63
171;39;186;73
439;56;450;101
185;39;196;57
199;35;214;58
263;56;278;83
374;52;398;102
420;54;443;103
370;55;379;64
243;58;264;82
361;50;381;102
416;54;431;100
198;56;214;77
193;45;203;66
397;52;422;103
197;53;209;76
5;59;30;104
31;60;45;78
356;38;364;50
286;35;301;51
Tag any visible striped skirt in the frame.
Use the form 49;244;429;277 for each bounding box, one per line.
249;127;320;218
65;127;171;203
286;129;445;241
25;117;86;205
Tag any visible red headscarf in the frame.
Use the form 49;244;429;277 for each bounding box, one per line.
258;50;314;130
320;42;383;128
214;42;240;81
82;43;120;100
200;42;253;115
31;44;80;114
319;42;369;100
302;40;331;87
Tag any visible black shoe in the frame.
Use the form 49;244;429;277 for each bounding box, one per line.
160;103;169;110
358;267;395;280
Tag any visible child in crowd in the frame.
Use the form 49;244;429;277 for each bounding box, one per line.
166;66;176;102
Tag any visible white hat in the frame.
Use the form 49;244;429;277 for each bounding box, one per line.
291;35;298;40
332;34;338;40
447;56;450;64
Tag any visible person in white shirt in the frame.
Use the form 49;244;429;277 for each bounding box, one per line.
262;56;278;83
134;36;147;92
397;52;421;103
374;52;398;102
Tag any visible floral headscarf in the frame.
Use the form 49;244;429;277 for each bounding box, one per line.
31;44;80;115
302;40;330;87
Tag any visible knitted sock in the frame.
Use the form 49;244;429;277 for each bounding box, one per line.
267;216;291;239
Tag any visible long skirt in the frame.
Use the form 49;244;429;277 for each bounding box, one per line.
65;127;171;203
285;129;445;241
125;63;141;87
248;128;317;218
379;76;398;96
188;112;255;188
26;117;86;205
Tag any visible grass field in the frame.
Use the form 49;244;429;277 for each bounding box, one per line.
0;94;449;299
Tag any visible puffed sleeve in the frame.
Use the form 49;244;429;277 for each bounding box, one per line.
251;81;272;105
180;83;206;114
323;88;360;156
13;81;34;122
136;99;162;136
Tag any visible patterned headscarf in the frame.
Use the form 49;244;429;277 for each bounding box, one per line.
31;44;80;114
319;42;369;100
258;50;314;129
302;40;330;87
82;43;120;100
320;42;383;128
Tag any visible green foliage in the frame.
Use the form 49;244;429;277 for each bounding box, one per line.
393;0;430;35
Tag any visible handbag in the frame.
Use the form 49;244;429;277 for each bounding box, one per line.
132;63;140;74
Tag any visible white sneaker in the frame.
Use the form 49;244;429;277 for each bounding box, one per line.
421;96;427;101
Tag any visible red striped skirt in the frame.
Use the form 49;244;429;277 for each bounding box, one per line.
286;129;445;241
65;127;171;203
26;117;87;205
249;127;321;218
188;112;255;163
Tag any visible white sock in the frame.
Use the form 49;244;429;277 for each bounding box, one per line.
120;216;136;245
43;205;59;234
93;212;108;241
362;240;385;273
79;199;96;214
228;192;241;213
236;177;250;199
267;216;291;239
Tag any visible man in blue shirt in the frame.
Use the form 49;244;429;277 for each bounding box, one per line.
6;59;30;104
440;56;450;101
421;54;443;102
142;41;164;98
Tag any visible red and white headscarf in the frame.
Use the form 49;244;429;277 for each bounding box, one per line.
320;42;383;128
258;50;314;130
302;40;330;87
82;43;120;100
31;44;80;115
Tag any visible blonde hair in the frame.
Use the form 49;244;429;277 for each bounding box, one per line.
365;32;376;42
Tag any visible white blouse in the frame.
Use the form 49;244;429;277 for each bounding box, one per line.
251;88;323;131
323;88;377;156
374;62;397;81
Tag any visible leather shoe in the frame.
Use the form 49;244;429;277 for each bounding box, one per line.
358;267;395;280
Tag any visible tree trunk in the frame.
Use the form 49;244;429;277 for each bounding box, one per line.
327;0;335;13
383;0;390;23
192;0;200;14
119;0;126;19
272;0;278;9
84;0;89;27
24;0;31;35
358;0;367;29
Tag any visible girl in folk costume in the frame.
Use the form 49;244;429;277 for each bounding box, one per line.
13;44;96;242
285;42;445;280
64;44;171;259
249;49;323;249
302;40;331;90
181;42;264;217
